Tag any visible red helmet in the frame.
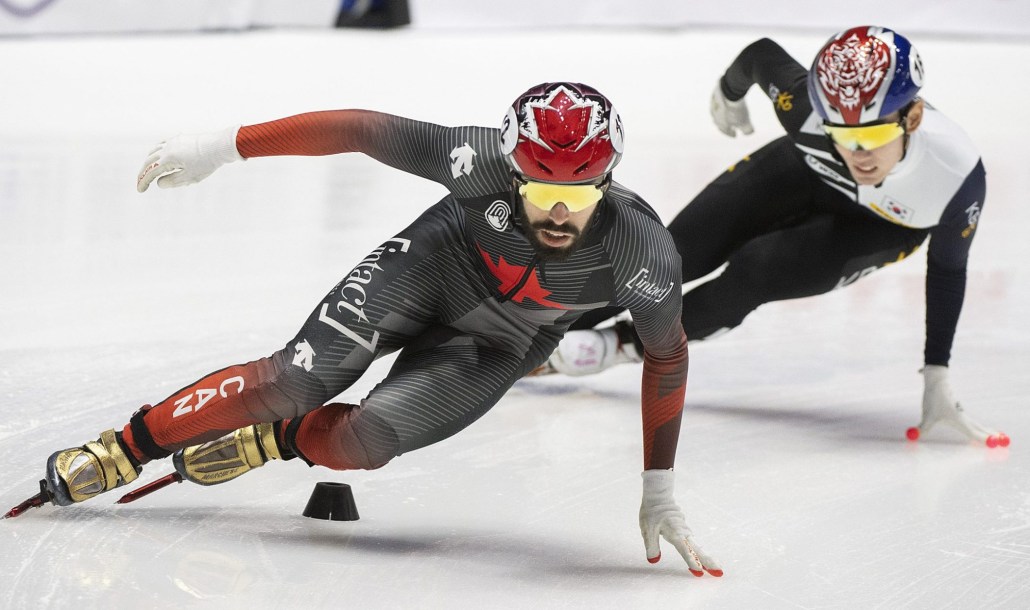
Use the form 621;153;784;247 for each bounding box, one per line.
501;82;624;184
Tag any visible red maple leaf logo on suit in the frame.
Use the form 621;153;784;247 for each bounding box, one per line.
478;245;567;309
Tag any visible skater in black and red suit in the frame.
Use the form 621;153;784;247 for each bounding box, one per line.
26;83;721;576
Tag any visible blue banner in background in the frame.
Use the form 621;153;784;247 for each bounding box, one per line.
336;0;409;28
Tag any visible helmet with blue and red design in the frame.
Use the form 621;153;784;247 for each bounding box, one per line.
808;26;925;125
501;82;624;185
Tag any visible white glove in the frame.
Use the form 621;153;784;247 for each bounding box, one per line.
639;470;722;577
546;327;641;377
710;81;753;137
907;365;1009;447
136;125;244;193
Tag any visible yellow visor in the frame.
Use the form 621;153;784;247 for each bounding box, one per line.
823;122;905;151
519;181;604;212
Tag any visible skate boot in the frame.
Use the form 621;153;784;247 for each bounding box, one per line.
45;429;142;506
173;423;282;486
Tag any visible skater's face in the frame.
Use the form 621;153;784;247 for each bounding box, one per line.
826;100;924;186
518;178;605;261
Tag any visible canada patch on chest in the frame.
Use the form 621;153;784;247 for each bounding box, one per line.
477;245;567;309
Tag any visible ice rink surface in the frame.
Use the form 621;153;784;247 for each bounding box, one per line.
1;26;1029;609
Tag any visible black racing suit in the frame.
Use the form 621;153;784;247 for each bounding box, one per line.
125;110;688;473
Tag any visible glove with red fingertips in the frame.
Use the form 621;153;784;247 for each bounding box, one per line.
906;365;1009;448
136;125;244;193
639;469;722;577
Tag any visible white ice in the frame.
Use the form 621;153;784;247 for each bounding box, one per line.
1;27;1029;609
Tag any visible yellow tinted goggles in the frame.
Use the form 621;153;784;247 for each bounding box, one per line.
518;181;604;212
823;121;905;151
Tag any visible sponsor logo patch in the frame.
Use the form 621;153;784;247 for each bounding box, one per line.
626;268;675;302
485;200;511;231
768;85;794;112
962;201;981;238
292;340;315;372
805;154;852;186
449;142;476;178
319;237;412;353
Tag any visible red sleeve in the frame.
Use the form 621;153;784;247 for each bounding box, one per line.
236;109;385;158
640;328;687;470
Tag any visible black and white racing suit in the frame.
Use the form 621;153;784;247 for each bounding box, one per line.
575;38;984;369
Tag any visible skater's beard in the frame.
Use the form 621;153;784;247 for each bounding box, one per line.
523;215;595;262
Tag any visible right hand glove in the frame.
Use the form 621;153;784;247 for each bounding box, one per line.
639;469;722;577
908;365;1009;447
136;125;244;193
710;81;754;137
545;327;641;377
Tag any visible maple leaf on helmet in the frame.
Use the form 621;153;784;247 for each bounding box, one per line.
501;82;624;185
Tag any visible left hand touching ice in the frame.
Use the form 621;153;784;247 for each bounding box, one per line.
907;365;1009;447
639;470;722;577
